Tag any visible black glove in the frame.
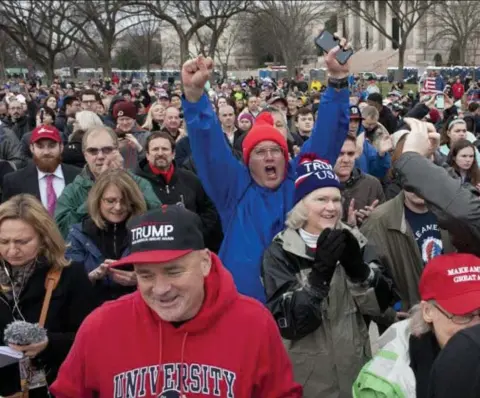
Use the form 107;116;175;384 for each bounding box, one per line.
339;229;371;282
309;229;346;290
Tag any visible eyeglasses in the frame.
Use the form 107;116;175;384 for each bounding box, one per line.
433;303;480;325
85;146;116;156
101;197;126;207
251;146;284;159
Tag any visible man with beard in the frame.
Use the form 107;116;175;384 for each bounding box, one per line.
1;125;81;212
3;99;34;140
113;101;150;170
135;131;220;251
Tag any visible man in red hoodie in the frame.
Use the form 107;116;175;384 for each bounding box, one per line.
51;205;302;398
452;77;465;101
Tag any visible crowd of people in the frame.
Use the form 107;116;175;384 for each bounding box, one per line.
1;35;480;398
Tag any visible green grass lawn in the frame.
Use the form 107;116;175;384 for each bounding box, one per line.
378;82;418;95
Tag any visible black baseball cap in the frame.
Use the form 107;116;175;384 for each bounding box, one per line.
110;206;205;267
367;93;383;105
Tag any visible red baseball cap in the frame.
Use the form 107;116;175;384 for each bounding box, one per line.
30;125;61;144
420;253;480;315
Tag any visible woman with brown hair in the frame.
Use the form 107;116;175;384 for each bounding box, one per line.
65;169;147;304
0;194;95;397
446;139;480;190
439;116;480;165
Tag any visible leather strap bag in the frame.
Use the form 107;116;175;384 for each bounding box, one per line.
5;267;63;398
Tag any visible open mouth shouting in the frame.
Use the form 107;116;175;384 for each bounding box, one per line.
265;165;278;180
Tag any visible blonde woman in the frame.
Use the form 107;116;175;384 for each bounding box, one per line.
354;253;480;398
0;194;95;397
262;154;395;398
141;102;166;131
65;169;147;304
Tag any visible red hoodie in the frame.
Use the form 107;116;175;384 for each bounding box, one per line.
50;254;302;398
452;82;465;100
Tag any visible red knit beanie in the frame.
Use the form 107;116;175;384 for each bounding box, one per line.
242;112;289;165
113;101;137;120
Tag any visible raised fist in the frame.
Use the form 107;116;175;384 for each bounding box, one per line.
182;55;214;103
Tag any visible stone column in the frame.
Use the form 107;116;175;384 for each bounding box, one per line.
338;14;344;38
372;0;380;50
359;0;366;49
385;4;392;49
348;9;356;47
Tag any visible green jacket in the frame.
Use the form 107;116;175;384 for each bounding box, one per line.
55;167;161;238
353;320;416;398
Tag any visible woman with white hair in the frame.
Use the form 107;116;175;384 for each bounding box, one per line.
354;253;480;398
72;110;104;133
62;111;105;168
262;154;396;398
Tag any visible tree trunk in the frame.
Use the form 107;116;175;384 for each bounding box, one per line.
101;57;112;78
44;56;55;86
396;42;406;82
146;36;151;74
179;34;189;67
285;56;296;80
0;51;6;81
459;43;466;65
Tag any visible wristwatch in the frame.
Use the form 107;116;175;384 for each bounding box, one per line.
328;76;349;90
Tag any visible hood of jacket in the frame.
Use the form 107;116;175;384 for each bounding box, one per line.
340;167;363;189
136;252;238;335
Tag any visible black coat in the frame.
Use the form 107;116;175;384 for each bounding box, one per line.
62;141;86;169
1;162;81;203
135;159;222;251
3;115;33;141
0;260;96;396
379;105;399;135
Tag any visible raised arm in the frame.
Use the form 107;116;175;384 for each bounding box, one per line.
296;44;350;166
182;56;250;214
398;118;480;253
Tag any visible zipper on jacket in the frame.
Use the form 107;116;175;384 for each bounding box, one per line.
166;185;170;194
113;223;117;257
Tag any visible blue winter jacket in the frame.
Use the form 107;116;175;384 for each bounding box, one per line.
355;130;392;179
183;87;349;302
65;223;130;275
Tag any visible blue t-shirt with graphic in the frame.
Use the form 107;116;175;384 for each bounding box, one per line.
404;206;443;265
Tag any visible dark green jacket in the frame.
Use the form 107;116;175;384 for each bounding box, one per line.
55;167;161;238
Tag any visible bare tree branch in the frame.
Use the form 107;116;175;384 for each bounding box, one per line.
0;0;79;83
427;1;480;64
339;0;435;78
133;0;252;65
245;0;324;78
52;0;148;76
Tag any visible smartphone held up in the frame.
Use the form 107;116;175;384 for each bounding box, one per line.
314;30;354;65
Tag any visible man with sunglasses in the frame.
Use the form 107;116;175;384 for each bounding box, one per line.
55;126;161;238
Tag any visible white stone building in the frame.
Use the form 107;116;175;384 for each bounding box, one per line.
323;1;480;73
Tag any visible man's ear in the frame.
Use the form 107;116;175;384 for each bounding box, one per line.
421;301;435;323
200;249;212;277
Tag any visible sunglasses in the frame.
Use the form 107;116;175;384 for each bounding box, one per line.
85;146;116;156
